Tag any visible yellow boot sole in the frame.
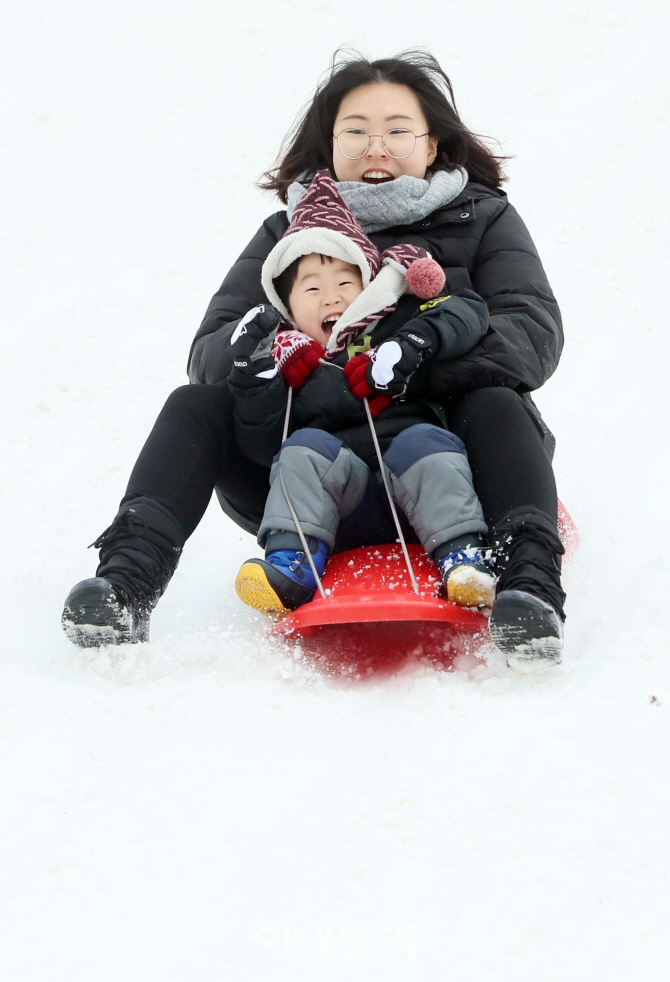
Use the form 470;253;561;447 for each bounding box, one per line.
446;565;496;609
235;561;290;618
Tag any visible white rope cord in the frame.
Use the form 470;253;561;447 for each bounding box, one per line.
317;358;419;595
282;385;293;444
278;385;327;600
278;473;327;600
362;397;419;595
276;359;419;599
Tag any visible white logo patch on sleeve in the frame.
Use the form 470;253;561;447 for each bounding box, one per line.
370;340;402;389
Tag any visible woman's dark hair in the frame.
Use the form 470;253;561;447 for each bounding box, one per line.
259;47;509;202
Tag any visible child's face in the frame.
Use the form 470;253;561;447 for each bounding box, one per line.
288;255;363;345
332;82;438;185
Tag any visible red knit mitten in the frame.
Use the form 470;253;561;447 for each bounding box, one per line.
343;352;391;417
272;330;324;389
343;351;373;398
366;394;392;417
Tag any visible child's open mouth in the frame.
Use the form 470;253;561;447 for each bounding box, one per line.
361;170;394;184
321;313;341;338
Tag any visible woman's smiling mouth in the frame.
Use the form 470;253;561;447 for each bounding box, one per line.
361;169;394;184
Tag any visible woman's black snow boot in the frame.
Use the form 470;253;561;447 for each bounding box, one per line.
489;507;566;673
62;496;185;647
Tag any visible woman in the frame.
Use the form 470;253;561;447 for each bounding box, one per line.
62;50;566;672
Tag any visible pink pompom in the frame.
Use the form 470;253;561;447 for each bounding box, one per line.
405;258;446;298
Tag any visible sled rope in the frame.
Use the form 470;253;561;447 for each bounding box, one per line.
279;473;327;600
317;359;419;596
362;397;419;595
282;386;293;444
279;386;327;600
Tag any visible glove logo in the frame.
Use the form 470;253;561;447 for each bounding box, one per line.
406;333;427;346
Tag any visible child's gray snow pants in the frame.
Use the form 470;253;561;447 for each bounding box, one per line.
258;424;487;557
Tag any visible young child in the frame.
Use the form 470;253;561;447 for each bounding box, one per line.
229;170;496;617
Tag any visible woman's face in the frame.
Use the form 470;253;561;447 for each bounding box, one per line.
332;82;438;184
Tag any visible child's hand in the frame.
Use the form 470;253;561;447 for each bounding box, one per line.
272;330;324;389
229;305;282;391
342;352;391;416
344;324;436;402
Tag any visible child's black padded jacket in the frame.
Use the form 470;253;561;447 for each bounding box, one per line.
188;182;563;457
232;290;489;470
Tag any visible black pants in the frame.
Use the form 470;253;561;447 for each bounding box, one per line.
123;384;558;541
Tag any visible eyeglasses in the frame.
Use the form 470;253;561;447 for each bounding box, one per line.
333;128;430;160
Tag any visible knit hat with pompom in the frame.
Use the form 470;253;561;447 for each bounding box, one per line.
261;169;445;354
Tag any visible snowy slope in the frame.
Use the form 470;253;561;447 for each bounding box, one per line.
1;1;669;978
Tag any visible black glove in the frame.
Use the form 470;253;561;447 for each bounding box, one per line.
345;317;440;400
228;304;282;393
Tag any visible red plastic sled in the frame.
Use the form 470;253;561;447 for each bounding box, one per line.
272;502;579;677
273;543;488;676
557;499;579;561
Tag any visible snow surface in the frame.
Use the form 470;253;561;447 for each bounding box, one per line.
2;1;670;978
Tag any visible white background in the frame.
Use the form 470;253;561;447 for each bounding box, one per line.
1;0;669;978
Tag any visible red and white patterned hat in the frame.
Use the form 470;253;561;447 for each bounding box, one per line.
261;170;445;353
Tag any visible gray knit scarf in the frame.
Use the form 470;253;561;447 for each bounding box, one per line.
286;166;469;234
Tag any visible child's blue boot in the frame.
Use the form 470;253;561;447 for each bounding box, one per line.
435;535;496;609
235;536;328;617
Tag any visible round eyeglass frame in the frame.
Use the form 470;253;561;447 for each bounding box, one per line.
333;129;431;160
